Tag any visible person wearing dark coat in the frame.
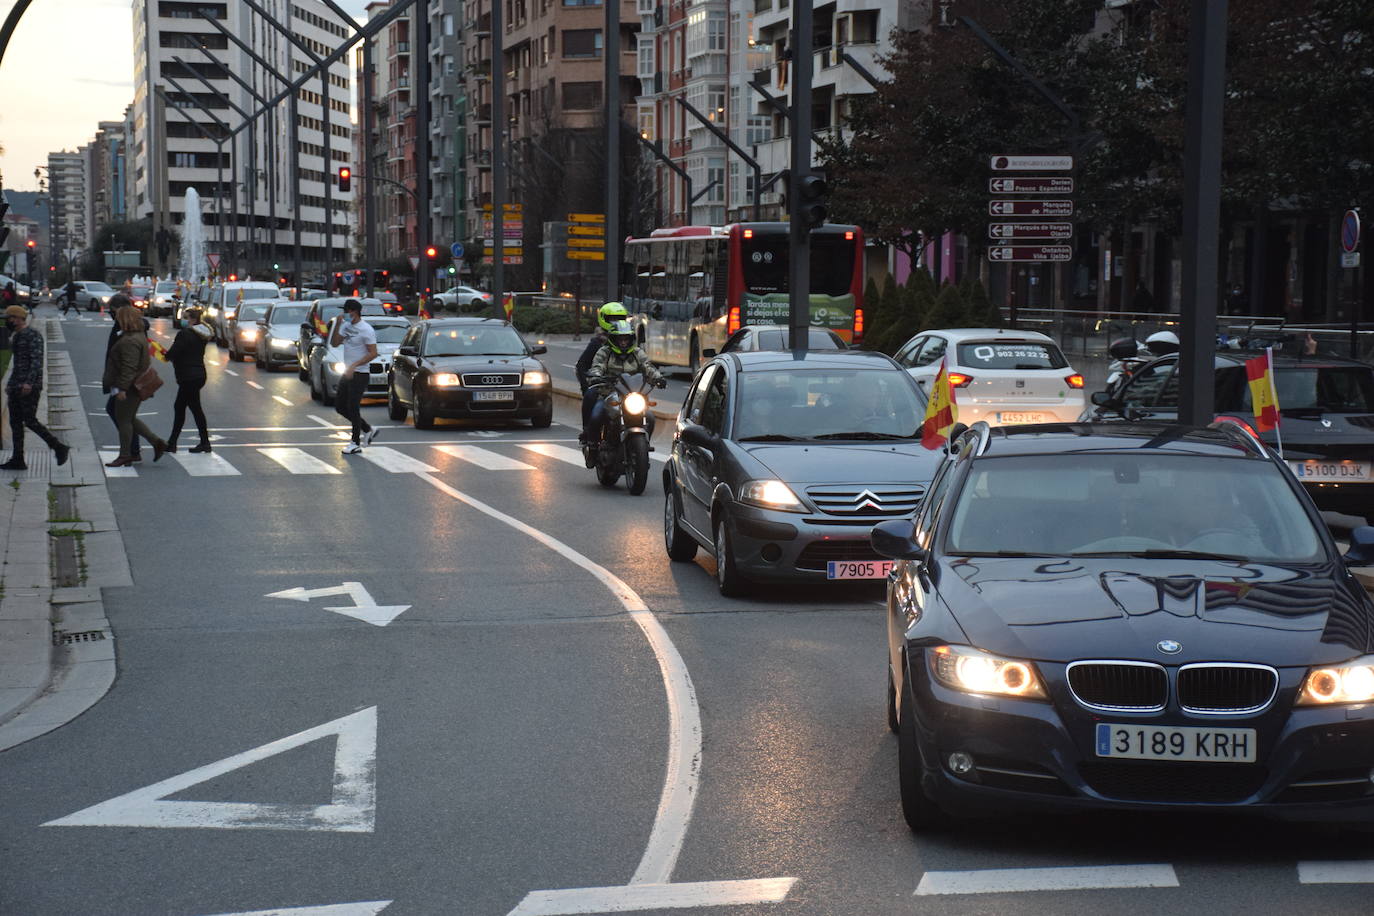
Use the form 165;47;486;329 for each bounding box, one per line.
164;307;213;452
102;306;168;468
2;306;70;471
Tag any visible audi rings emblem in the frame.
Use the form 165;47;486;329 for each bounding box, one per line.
1157;639;1183;655
481;375;505;385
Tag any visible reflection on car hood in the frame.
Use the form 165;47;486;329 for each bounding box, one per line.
938;557;1372;667
419;355;536;369
743;442;941;486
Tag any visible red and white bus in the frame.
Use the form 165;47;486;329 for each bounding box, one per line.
622;222;866;371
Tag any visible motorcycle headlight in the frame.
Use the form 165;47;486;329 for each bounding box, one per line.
929;645;1047;700
738;479;806;513
623;391;647;415
431;372;462;387
523;370;549;386
1297;657;1374;705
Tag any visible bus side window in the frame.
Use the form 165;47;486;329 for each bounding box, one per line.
666;243;688;321
687;240;708;320
710;239;728;320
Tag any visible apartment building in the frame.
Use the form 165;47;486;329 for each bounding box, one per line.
46;151;87;270
428;2;468;251
355;1;417;263
130;0;354;280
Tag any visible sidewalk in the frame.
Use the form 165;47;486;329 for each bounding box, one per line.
0;307;127;751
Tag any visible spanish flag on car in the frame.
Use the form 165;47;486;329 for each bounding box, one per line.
312;313;329;338
503;292;515;322
148;339;169;362
921;357;959;450
1245;348;1280;433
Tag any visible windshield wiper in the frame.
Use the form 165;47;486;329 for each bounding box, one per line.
737;434;802;442
952;550;1056;558
812;431;911;440
1070;549;1250;562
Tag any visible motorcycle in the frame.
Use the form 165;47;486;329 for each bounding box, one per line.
585;372;662;495
1104;337;1148;398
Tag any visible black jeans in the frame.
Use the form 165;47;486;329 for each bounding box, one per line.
169;377;208;445
7;387;63;456
107;394;142;456
335;373;372;443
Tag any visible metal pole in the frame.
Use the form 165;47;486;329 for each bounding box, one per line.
322;60;334;287
1178;0;1228;426
492;0;505;310
787;1;813;354
605;0;620;301
290;91;303;291
364;39;377;297
678;97;762;220
637;137;692;225
416;0;432;304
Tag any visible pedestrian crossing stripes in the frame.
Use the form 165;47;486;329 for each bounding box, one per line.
517;443;587;466
432;445;535;470
171;452;241;476
356;447;437;474
259;448;341;475
99;451;139;477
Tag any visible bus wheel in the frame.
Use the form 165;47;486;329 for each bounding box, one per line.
688;336;699;375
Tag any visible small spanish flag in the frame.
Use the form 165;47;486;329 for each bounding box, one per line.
236;288;244;303
312;313;329;337
503;293;514;321
148;340;169;362
1245;348;1280;432
920;357;960;450
419;305;432;320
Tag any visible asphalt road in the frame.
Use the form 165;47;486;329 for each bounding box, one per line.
1;311;1372;915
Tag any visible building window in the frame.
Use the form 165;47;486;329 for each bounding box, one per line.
563;0;602;6
562;29;602;58
563;81;601;110
637;36;654;78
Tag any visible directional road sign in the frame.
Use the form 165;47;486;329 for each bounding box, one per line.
567;250;606;261
988;199;1074;218
450;242;465;258
568;225;606;237
568;212;605;223
990;155;1074;171
1342;209;1361;253
988;222;1074;240
989;177;1074;194
206;253;222;269
986;245;1073;263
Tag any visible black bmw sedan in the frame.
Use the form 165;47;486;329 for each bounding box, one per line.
387;318;553;428
872;420;1374;830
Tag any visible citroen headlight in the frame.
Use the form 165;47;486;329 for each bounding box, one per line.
738;479;806;513
523;370;550;386
928;645;1047;700
272;336;295;346
623;391;648;415
332;361;346;374
431;372;462;387
1297;657;1374;705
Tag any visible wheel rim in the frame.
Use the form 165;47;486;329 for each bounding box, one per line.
715;525;727;587
663;491;674;546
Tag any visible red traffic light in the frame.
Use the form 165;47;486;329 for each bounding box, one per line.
26;239;36;249
337;167;351;192
425;247;438;259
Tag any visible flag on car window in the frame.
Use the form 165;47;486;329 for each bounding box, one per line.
148;339;168;362
921;357;959;450
1245;348;1280;432
312;313;329;337
503;293;514;321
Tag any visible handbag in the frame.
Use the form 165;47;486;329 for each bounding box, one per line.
132;364;164;400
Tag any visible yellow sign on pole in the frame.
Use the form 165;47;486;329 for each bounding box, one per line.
567;251;606;261
568;225;606;237
567;237;606;249
567;212;605;223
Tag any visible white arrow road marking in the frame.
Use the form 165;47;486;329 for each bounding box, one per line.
43;707;377;832
507;880;797;915
259;447;342;475
266;582;411;627
914;865;1179;896
172;452;241;476
433;445;534;470
417;476;794;914
202;902;392;916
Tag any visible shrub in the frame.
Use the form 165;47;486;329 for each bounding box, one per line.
922;283;967;332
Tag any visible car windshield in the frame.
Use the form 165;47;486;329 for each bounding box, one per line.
156;282;176;293
374;325;408;343
945;453;1324;563
734;368;926;440
319;303;384;321
269;305;309;325
238;304;271;320
87;283;113;292
1223;365;1374;414
240;289;280;300
131;287;152;296
424;326;526;357
957;340;1067;370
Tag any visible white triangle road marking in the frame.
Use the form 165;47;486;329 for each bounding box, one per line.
433;444;534;470
517;443;586;467
201;902;393;916
259;447;342;475
43;707;378;832
358;446;437;474
171;451;242;476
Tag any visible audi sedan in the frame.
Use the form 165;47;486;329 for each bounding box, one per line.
873;420;1374;830
663;349;942;596
387;318;553;428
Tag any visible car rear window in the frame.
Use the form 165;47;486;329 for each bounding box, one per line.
957;341;1067;370
1222;366;1374;414
751;329;843;351
269;305;310;325
735;368;925;440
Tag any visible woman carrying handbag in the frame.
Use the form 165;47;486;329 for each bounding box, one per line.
103;305;169;468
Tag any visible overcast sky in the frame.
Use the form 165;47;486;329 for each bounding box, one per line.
0;0;372;192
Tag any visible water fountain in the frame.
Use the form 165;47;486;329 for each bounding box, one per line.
180;187;205;282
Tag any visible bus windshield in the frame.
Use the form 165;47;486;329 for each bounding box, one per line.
741;233;855;297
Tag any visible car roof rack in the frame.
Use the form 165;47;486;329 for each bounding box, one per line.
1208;418;1266;456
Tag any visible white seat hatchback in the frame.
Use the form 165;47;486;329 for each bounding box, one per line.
892;327;1085;426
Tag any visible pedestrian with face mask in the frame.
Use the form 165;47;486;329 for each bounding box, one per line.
1;306;70;471
328;298;378;454
164;307;214;453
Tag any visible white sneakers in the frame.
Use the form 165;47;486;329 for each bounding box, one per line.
342;443;362;455
363;428;378;447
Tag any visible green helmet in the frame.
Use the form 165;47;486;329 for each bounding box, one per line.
606;319;637;355
598;301;628;332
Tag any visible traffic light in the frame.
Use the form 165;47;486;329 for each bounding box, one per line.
425;246;438;260
338;167;351;192
797;170;827;229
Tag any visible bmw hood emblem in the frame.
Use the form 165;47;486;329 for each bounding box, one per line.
1157;639;1182;655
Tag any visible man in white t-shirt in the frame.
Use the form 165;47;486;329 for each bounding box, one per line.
329;299;379;454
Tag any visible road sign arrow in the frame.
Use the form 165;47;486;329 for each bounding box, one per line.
266;582;410;627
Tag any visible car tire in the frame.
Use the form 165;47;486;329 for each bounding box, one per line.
388;387;408;422
414;396;436;430
714;517;747;597
625;436;650;495
886;665;900;734
531;403;553;428
664;482;698;562
898;669;947;833
310;372;322;402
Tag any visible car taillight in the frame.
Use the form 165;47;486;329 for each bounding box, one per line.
1065;374;1084;389
947;372;973;388
727;305;741;335
853;308;864;340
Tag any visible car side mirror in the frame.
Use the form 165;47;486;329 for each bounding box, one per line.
702;348;717;359
870;519;927;562
300;322;311;331
679;424;719;450
1344;526;1374;566
398;345;418;357
1090;391;1117;408
530;344;547;355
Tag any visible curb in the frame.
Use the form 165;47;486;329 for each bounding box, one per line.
0;310;126;752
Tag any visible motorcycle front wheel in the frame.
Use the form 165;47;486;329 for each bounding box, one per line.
624;436;650;495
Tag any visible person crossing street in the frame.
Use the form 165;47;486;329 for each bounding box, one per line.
328;298;379;454
1;306;71;471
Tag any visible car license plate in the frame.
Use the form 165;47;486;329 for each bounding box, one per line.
1287;460;1373;482
1095;723;1256;763
826;560;894;579
473;390;515;402
997;412;1049;424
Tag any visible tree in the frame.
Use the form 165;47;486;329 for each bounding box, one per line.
864;274;902;351
922;283;967;332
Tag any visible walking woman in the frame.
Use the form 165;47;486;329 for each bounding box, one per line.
164;306;213;452
103;305;169;468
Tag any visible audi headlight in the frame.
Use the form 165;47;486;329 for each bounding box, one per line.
523;370;550;386
241;328;258;339
1297;657;1374;705
738;479;806;513
623;391;648;415
431;372;462;387
928;645;1047;700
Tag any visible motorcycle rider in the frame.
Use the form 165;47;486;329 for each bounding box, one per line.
583;318;666;467
576;302;629;441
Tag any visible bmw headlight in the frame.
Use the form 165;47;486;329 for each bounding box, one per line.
928;645;1047;700
332;361;346;374
523;370;550;386
431;372;462;387
1297;656;1374;705
738;479;806;513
